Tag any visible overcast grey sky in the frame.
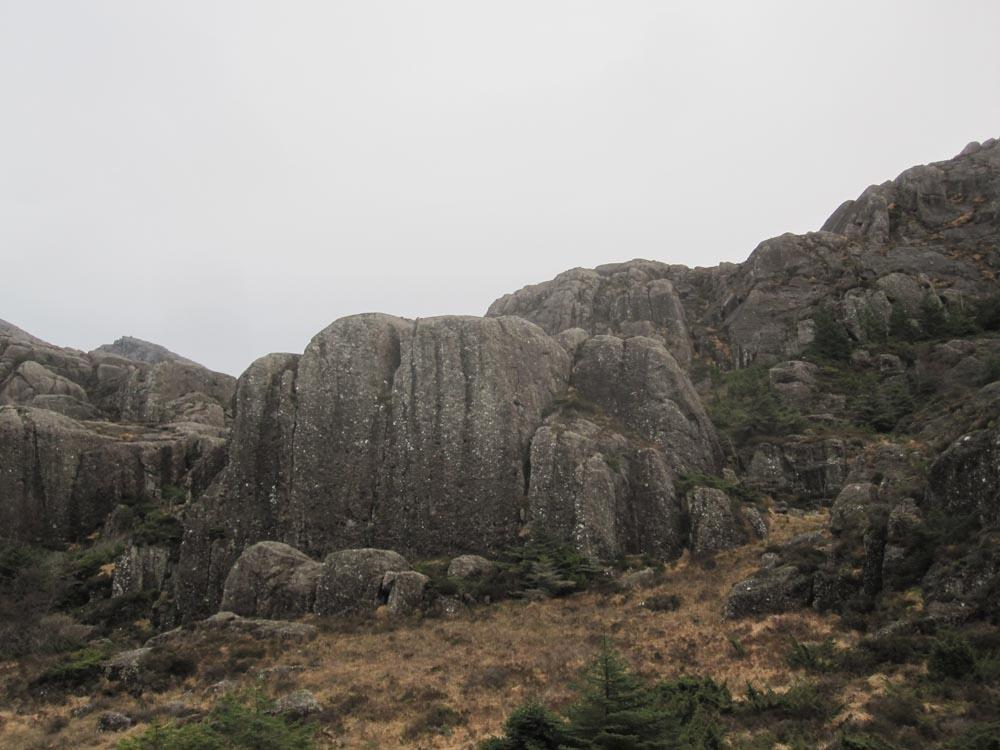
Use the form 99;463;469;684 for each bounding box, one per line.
2;1;998;375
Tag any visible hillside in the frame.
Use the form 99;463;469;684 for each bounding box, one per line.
1;138;999;749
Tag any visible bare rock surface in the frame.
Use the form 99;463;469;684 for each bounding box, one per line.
220;541;323;619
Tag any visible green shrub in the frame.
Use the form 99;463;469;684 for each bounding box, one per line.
118;688;316;750
785;638;837;673
840;734;899;750
32;646;108;689
485;642;729;749
808;306;853;362
975;294;1000;331
928;633;976;680
948;721;1000;750
707;366;804;444
742;681;832;721
160;484;188;503
478;702;570;749
132;509;184;548
498;534;604;599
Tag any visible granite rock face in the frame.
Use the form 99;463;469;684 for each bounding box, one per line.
0;322;234;548
0;405;225;545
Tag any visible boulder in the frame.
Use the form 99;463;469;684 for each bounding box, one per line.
97;712;133;732
220;542;323;619
928;427;1000;529
830;483;880;536
314;549;410;616
767;360;818;410
147;612;318;646
382;570;429;616
272;690;323;719
687;487;749;554
745;438;853;504
724;564;813;618
447;555;495;579
113;545;170;598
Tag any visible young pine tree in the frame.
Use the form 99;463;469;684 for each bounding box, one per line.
478;702;572;750
564;640;675;749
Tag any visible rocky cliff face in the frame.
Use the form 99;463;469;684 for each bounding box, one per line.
0;323;235;546
175;313;722;617
4;138;1000;634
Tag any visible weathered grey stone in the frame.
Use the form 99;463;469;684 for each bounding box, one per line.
768;360;818;410
314;549;410;616
745;438;853;503
928;427;1000;529
830;483;879;536
376;316;571;556
103;648;153;687
571;335;721;473
724;564;813;619
487;261;695;367
527;414;686;560
687;487;748;554
0;406;224;545
98;712;133;732
220;541;322;619
113;545;170;598
447;555;495;580
147;612;318;643
271;690;322;719
619;567;656;590
382;570;429;616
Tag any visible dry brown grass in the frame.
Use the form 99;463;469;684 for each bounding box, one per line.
1;510;873;750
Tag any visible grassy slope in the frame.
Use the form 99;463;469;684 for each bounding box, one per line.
2;512;877;749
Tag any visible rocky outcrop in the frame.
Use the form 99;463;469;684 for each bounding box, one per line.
0;406;226;544
447;555;495;579
91;336;199;367
686;487;757;555
928;426;1000;529
745;438;854;505
313;548;410;616
375;316;571;556
487;261;695;367
724;564;814;619
220;542;323;619
112;545;170;598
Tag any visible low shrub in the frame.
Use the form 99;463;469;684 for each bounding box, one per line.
117;688;316;750
31;646;108;690
928;633;976;680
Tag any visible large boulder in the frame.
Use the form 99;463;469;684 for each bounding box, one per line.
313;549;410;616
830;483;880;536
447;555;495;579
928;427;1000;529
724;564;814;619
220;542;323;619
687;487;751;555
745;437;853;505
382;571;429;616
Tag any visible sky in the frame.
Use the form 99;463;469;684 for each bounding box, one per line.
2;2;999;375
